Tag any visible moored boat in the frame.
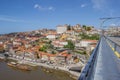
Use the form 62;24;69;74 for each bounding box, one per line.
17;64;31;71
7;62;31;71
7;62;17;67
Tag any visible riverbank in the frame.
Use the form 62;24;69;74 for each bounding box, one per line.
0;61;76;80
7;56;80;80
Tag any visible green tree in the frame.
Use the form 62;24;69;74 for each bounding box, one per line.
82;25;87;30
51;51;56;54
79;33;99;40
86;27;91;31
83;51;86;54
67;25;71;30
64;40;75;50
39;45;47;52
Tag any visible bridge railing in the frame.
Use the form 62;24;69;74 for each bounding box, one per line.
104;36;120;58
78;39;101;80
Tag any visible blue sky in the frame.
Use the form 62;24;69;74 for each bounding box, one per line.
0;0;120;34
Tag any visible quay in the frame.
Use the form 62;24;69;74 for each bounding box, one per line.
0;53;80;79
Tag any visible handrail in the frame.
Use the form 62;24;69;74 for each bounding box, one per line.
78;38;101;80
104;36;120;58
104;36;120;48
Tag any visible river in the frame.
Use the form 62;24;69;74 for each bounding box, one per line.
0;60;76;80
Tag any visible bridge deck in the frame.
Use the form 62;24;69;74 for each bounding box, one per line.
93;37;120;80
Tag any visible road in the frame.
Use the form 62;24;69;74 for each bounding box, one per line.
93;37;120;80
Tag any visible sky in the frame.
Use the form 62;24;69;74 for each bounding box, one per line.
0;0;120;34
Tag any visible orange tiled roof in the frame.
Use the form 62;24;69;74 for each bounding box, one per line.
59;50;71;57
39;52;56;57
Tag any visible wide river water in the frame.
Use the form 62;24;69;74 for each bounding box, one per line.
0;60;76;80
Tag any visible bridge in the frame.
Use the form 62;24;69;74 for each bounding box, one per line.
79;36;120;80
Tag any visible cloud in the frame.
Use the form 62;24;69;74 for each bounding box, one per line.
34;4;55;11
91;0;114;16
110;23;116;26
48;6;54;10
0;16;25;22
81;4;87;8
0;17;17;22
91;0;107;10
34;4;42;9
0;17;24;22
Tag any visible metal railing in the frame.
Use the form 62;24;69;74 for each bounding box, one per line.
104;36;120;58
78;38;101;80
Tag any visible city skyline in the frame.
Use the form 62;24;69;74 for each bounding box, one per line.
0;0;120;34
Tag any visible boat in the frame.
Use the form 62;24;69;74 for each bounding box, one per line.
7;62;17;67
17;64;31;71
7;62;31;71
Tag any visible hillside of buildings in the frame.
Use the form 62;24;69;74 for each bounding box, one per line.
0;24;100;74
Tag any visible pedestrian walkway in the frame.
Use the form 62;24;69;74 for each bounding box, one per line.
93;37;120;80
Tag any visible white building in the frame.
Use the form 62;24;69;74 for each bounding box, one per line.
52;40;68;48
80;40;97;47
72;24;82;30
57;25;67;34
13;41;22;46
0;41;3;44
46;34;56;40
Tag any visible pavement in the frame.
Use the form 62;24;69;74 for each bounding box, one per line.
93;37;120;80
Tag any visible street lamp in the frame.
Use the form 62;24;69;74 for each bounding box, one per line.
100;17;120;36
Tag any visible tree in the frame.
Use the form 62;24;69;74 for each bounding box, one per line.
51;51;56;54
48;40;52;44
67;25;71;30
82;25;87;30
83;51;86;54
36;53;40;59
64;40;75;50
39;45;47;52
86;27;91;31
79;33;99;40
34;52;40;59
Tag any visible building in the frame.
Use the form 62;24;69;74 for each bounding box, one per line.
108;26;120;36
80;40;97;47
46;34;56;40
57;25;67;34
38;52;56;61
55;51;72;64
52;40;68;48
72;24;82;31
